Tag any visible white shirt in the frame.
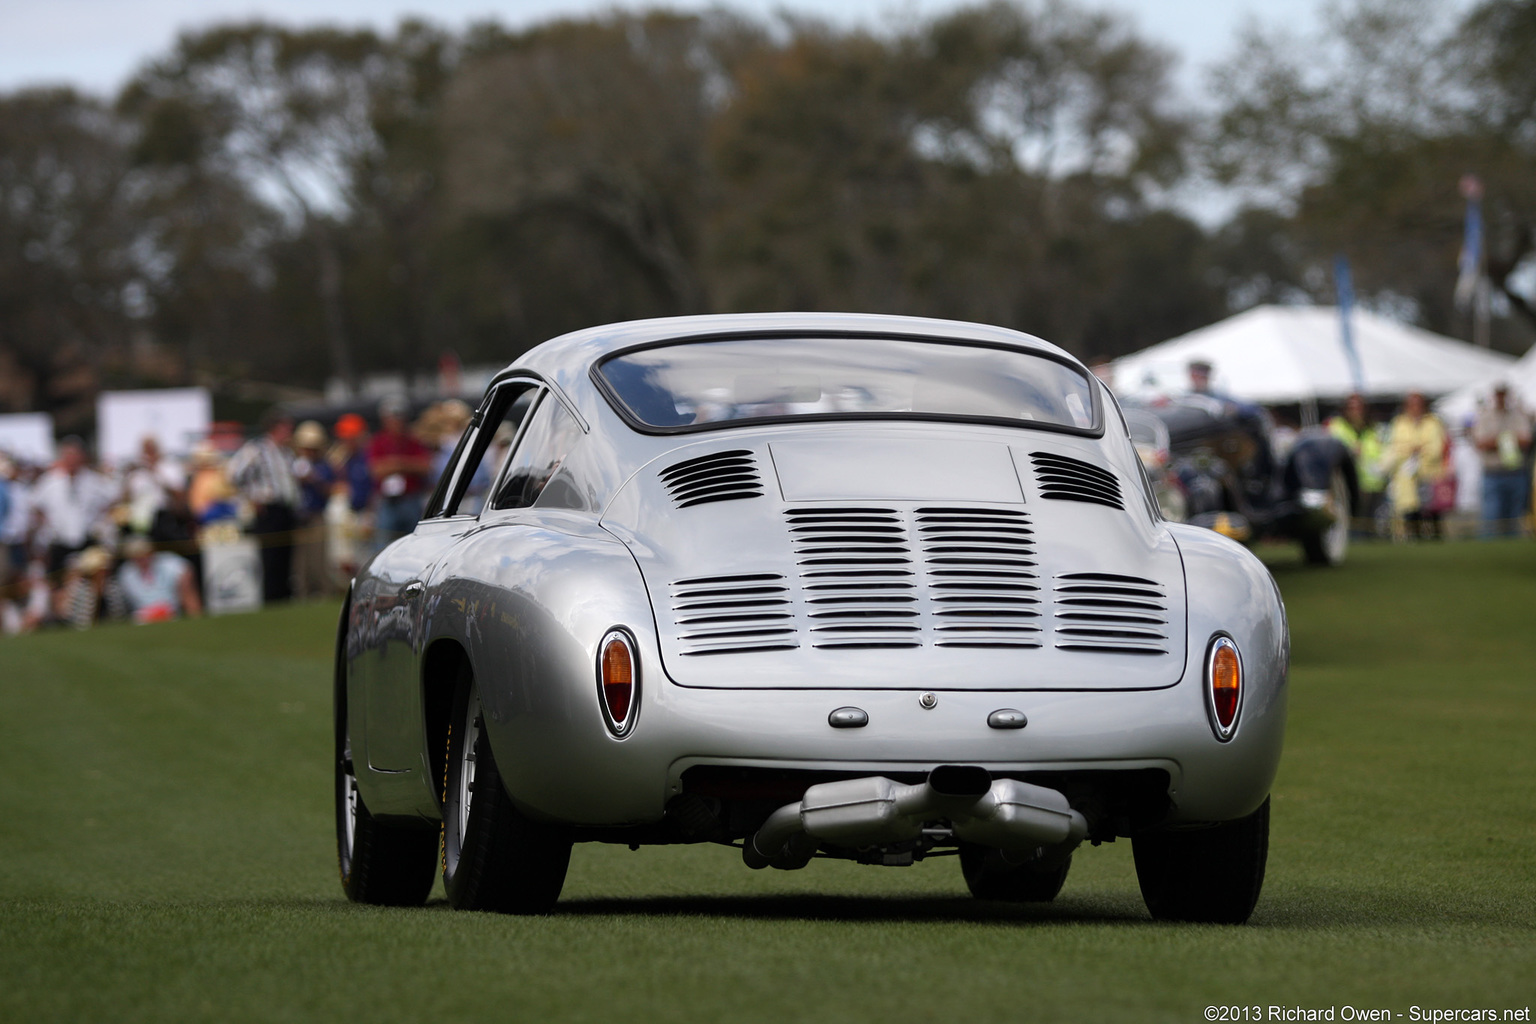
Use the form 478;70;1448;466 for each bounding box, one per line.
31;467;116;548
125;459;187;532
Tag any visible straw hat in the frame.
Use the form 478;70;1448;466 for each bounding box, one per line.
294;420;327;450
190;442;222;469
75;546;113;574
439;399;472;433
413;404;448;444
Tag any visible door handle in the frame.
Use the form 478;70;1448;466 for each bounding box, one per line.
402;580;425;599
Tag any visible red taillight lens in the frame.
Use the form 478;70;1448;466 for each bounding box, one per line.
599;631;637;734
1206;636;1242;740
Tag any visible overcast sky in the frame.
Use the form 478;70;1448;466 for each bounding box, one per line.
1;0;1319;101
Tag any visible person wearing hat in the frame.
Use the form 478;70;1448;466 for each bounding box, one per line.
330;414;373;515
367;396;432;544
1188;359;1214;395
187;444;237;525
117;535;202;622
1472;383;1532;538
53;545;117;629
430;399;491;514
291;420;336;598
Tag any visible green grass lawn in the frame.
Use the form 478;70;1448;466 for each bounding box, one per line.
2;541;1533;1022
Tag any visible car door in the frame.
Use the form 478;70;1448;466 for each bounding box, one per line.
362;380;540;772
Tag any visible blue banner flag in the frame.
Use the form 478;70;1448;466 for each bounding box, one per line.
1455;174;1484;310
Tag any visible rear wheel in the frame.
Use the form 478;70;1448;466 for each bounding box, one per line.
959;844;1071;902
441;672;572;914
335;663;437;905
1132;797;1269;924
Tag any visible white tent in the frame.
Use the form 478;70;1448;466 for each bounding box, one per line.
1109;305;1516;405
1436;342;1536;426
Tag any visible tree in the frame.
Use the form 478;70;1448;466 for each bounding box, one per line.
440;12;717;326
705;2;1213;355
1205;0;1536;350
0;89;136;424
120;23;396;387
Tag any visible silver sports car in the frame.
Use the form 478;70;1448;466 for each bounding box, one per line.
336;313;1288;923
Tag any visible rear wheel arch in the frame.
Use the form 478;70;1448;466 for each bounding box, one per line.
421;638;471;804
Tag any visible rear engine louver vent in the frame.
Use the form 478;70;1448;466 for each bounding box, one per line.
916;508;1042;649
1030;452;1124;509
786;507;919;649
660;450;765;508
1053;573;1168;655
672;574;797;656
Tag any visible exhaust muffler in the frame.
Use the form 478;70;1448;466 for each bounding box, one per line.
743;766;1087;870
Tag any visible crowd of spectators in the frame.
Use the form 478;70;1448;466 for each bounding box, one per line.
1327;384;1534;539
4;381;1528;637
0;397;478;637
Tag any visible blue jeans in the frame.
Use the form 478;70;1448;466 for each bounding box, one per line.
1481;471;1529;538
375;494;424;542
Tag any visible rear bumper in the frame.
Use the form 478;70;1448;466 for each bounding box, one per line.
487;678;1285;831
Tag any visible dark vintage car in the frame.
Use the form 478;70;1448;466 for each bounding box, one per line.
1120;393;1357;565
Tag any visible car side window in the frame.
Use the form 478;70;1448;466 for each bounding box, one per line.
488;392;583;511
426;383;538;518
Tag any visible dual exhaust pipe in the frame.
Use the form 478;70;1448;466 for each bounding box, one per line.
743;765;1088;870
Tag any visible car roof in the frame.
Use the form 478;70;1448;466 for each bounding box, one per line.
493;313;1082;400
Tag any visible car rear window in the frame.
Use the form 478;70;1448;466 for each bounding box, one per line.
595;336;1098;433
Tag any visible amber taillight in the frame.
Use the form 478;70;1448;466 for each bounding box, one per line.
599;630;638;736
1206;635;1242;741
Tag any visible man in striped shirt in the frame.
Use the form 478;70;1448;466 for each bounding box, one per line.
228;412;299;603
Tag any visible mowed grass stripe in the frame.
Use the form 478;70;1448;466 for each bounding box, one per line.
1;543;1533;1022
0;604;337;900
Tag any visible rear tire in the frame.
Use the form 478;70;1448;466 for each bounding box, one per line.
441;671;571;914
959;844;1071;902
335;659;437;905
1132;797;1269;924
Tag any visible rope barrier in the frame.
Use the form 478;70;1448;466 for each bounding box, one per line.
0;517;416;598
4;511;1532;607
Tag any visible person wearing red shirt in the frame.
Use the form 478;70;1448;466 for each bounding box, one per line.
368;396;433;543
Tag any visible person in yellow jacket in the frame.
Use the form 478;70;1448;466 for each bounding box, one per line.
1381;391;1449;540
1327;393;1386;533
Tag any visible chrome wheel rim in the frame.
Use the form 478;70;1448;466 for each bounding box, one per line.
454;687;481;843
1324;470;1350;564
340;723;358;867
343;771;358;856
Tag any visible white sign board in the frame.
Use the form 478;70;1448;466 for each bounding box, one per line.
97;388;212;465
202;538;263;615
0;413;55;464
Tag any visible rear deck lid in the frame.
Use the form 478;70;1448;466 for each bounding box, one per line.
602;430;1186;690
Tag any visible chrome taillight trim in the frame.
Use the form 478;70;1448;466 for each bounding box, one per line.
1204;633;1243;742
597;628;640;738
